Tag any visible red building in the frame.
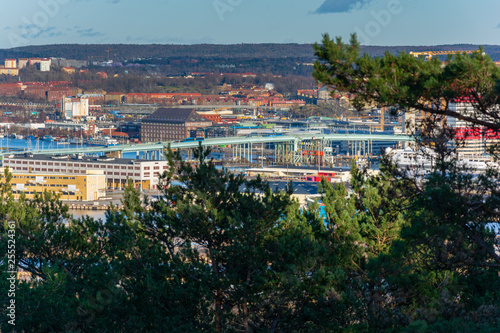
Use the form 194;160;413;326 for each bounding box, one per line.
24;85;48;100
0;83;22;96
201;114;223;123
96;72;108;79
47;87;73;102
125;93;202;104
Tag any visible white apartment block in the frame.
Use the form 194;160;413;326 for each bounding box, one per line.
62;97;89;120
40;58;51;71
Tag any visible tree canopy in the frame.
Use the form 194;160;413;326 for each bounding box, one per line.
1;36;500;332
313;34;500;131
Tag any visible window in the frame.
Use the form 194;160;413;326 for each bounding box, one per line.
144;167;150;170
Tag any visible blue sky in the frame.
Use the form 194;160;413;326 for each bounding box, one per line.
1;0;500;48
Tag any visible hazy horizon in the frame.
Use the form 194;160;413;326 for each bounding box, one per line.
1;0;499;49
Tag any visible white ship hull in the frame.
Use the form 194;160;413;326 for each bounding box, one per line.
88;137;120;147
385;148;499;173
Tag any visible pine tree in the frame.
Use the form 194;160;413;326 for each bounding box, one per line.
312;33;500;330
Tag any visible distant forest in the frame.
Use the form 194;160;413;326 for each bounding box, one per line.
0;43;499;77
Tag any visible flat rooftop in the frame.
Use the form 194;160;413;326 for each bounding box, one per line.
4;153;163;165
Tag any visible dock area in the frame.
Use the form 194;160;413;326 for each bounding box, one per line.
68;203;123;210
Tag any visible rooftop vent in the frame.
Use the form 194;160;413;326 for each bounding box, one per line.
97;157;115;162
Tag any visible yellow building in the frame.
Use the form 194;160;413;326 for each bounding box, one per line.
104;92;125;104
0;67;19;76
62;67;76;74
0;169;106;201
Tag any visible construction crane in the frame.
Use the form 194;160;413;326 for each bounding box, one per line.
409;50;479;60
104;49;115;61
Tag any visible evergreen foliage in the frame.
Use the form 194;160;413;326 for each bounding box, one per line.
0;36;499;331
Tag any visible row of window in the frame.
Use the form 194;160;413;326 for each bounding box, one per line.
146;123;184;127
20;183;83;189
11;190;83;199
12;175;75;180
7;161;168;171
9;166;161;179
9;161;142;170
143;172;160;177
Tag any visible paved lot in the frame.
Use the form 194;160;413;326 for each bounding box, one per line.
239;180;320;195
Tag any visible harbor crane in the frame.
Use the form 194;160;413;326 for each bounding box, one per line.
409;50;479;60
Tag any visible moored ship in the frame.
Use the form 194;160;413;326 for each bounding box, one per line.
385;147;499;173
87;136;120;147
